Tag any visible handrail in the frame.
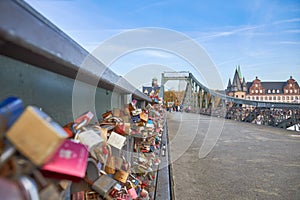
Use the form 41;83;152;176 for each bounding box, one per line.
0;0;151;102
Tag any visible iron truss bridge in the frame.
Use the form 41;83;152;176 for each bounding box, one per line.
161;71;300;109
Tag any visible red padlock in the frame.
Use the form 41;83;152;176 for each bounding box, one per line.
74;111;94;125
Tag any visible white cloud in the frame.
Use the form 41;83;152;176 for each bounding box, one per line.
273;18;300;25
277;41;300;45
194;25;265;41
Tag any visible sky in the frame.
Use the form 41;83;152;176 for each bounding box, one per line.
24;0;300;90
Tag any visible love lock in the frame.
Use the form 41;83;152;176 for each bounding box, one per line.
6;106;68;166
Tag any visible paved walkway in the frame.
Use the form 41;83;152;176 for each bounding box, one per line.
167;112;300;200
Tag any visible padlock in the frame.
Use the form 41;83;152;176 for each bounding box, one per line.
108;183;122;198
40;139;89;181
113;169;129;184
113;108;122;117
128;102;136;112
6;106;68;166
74;111;94;126
102;111;113;120
63;122;76;138
139;112;148;122
114;123;131;135
104;145;115;175
84;174;117;198
85;190;102;200
71;191;86;200
126;180;138;199
115;156;123;171
131;109;142;116
86;157;101;182
93;146;107;165
0;96;24;133
32;169;61;200
140;187;149;199
107;131;126;150
70;157;99;196
113;156;130;183
77;129;104;158
116;190;130;200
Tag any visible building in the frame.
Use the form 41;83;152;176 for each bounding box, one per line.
226;66;300;103
142;77;160;96
142;77;161;103
226;65;247;99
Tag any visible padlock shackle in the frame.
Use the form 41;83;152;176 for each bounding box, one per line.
0;145;16;168
84;176;94;186
74;118;88;130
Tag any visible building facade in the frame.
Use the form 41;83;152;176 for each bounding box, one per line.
226;66;300;103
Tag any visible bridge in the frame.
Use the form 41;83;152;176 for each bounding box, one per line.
1;1;300;199
161;71;300;130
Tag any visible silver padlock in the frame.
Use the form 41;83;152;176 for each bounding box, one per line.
84;174;117;198
32;169;62;200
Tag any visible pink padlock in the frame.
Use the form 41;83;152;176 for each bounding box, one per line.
126;180;138;199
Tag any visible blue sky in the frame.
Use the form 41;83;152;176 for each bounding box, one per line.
24;0;300;90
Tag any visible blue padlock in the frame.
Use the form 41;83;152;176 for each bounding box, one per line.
0;97;24;131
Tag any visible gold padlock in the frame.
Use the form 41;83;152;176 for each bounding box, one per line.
113;169;129;184
104;145;115;175
6;106;67;166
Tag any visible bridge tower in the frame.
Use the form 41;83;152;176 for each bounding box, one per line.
161;71;217;112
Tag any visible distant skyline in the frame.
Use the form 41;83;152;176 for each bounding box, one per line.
24;0;300;89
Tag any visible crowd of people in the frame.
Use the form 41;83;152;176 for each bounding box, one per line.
171;105;300;129
224;107;300;127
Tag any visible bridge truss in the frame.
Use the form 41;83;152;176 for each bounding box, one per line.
161;71;300;129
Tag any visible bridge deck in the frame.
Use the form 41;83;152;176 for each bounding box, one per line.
168;112;300;200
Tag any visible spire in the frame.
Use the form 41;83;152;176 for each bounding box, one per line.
233;69;242;91
226;78;232;92
242;77;246;84
227;78;232;88
237;65;242;80
242;77;247;91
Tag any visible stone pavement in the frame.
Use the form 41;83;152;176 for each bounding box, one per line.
167;112;300;200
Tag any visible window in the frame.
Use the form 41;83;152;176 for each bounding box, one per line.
272;89;275;93
268;89;271;93
277;89;280;93
286;89;289;93
290;84;292;87
236;95;238;98
260;97;263;100
282;96;285;100
247;97;250;100
278;96;281;100
295;89;297;93
265;96;268;100
291;96;294;100
255;90;258;93
273;96;276;100
241;95;244;98
252;96;255;100
290;89;293;93
255;84;258;87
251;90;254;94
260;89;263;93
287;96;289;100
269;96;272;100
256;96;259;100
